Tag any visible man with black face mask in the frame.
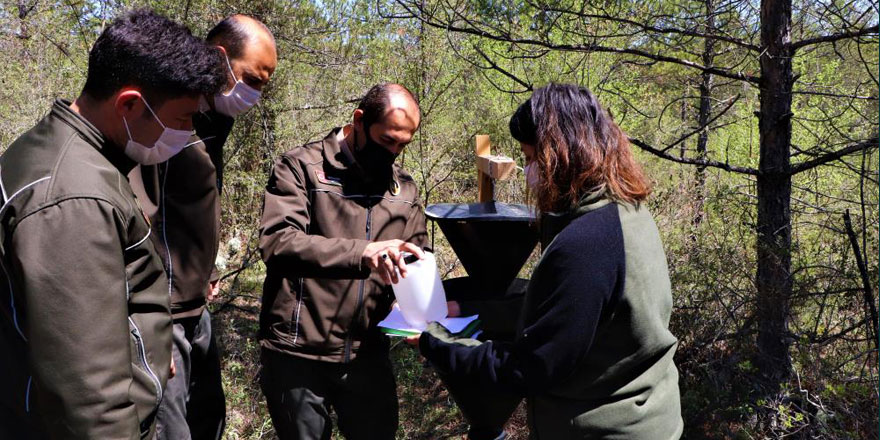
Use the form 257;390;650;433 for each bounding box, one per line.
354;119;399;188
258;83;429;439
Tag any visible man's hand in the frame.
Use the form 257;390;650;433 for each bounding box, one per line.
362;240;424;285
207;279;221;302
169;358;176;378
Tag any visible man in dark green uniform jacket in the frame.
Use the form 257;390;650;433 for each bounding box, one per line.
0;10;226;439
130;15;277;440
258;83;429;439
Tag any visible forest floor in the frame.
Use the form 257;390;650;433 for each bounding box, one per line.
211;270;529;439
211;269;877;440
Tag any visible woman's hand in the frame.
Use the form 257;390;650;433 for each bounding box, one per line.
404;334;420;347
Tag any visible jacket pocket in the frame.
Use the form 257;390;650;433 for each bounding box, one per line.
128;317;163;408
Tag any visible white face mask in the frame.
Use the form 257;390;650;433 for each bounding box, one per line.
123;96;194;165
213;52;261;117
524;162;540;190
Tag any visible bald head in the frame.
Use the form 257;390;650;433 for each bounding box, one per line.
352;83;421;156
357;83;420;128
207;14;277;92
207;15;274;58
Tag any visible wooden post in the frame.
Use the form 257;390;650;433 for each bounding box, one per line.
476;135;493;202
475;135;518;202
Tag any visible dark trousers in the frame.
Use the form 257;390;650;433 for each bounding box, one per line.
155;309;226;440
259;348;398;440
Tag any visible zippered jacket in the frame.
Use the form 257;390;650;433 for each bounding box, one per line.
0;100;172;439
129;110;233;319
258;127;428;362
420;194;683;439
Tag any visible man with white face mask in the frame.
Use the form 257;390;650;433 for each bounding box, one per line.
127;14;277;440
123;95;196;164
0;10;226;439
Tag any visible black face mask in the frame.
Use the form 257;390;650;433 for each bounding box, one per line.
354;122;398;183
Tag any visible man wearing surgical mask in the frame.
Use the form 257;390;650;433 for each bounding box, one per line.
0;10;227;439
127;14;277;440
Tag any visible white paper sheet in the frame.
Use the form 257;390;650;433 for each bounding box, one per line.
378;304;478;334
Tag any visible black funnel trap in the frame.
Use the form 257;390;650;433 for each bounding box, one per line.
426;202;537;297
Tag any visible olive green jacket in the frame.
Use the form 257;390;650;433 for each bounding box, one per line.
421;193;682;439
129;110;233;319
259;128;429;362
0;100;172;439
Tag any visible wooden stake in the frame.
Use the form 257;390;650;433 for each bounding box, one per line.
476;135;493;202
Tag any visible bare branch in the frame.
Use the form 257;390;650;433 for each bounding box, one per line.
790;139;879;174
474;46;533;92
535;4;761;52
391;1;761;83
843;209;879;351
792;90;878;100
629;137;759;175
276;97;361;113
792;24;879;50
660;94;741;153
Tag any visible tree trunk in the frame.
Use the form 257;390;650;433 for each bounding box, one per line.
755;0;794;388
693;0;715;226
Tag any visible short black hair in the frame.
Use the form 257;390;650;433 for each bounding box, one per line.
82;9;226;105
357;83;419;127
206;15;253;60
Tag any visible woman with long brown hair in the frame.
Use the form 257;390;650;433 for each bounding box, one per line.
417;83;683;439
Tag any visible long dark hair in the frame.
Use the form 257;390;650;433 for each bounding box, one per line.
509;83;650;212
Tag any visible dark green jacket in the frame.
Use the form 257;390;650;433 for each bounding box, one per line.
421;193;682;439
259;128;429;362
0;100;173;439
129;110;233;319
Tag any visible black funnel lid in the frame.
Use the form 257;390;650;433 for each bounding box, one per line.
426;202;537;294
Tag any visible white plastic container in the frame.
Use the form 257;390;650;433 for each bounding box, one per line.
391;251;447;329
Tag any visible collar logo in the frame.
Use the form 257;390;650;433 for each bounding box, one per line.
315;169;343;187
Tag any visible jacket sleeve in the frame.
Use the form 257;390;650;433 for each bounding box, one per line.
259;154;371;279
457;294;525;341
419;233;623;395
194;109;234;195
402;194;430;251
11;198;141;439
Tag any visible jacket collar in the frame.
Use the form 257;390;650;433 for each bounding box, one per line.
321;126;403;195
542;187;611;219
321;127;355;172
570;187;613;216
51;99;137;175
